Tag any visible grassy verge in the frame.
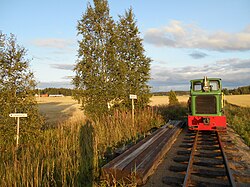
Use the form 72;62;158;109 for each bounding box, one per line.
224;103;250;146
0;107;164;186
0;119;84;186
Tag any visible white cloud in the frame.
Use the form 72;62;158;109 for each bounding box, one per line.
50;63;74;70
150;58;250;91
31;38;74;49
38;81;73;89
144;20;250;51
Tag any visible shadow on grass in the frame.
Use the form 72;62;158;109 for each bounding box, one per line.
79;120;97;187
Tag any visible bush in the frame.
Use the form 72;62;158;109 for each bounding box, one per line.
156;102;188;122
168;90;179;105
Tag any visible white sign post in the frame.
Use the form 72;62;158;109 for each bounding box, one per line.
129;94;137;127
9;113;27;149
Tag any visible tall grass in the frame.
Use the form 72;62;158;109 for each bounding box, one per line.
0;107;164;186
224;103;250;146
0;118;84;186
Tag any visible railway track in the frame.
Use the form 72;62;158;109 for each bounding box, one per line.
144;127;250;187
183;130;236;186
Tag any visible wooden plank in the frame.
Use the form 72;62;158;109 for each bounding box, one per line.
102;120;184;185
102;123;169;169
113;127;169;170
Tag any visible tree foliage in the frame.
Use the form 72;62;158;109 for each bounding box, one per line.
117;8;151;107
223;85;250;95
0;33;43;145
74;0;116;116
74;1;151;117
168;90;179;105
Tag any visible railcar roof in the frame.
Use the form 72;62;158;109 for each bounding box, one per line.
190;78;221;82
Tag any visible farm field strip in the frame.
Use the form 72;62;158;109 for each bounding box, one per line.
37;95;249;124
36;96;83;124
225;94;250;107
149;95;250;107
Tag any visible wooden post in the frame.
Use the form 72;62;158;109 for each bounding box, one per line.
132;98;134;127
9;113;28;150
129;94;137;127
16;117;20;148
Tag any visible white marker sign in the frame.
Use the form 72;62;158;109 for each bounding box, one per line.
9;113;28;118
129;94;137;99
9;113;28;149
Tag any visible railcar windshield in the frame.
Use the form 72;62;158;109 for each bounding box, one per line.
192;80;220;92
210;80;220;91
193;82;202;91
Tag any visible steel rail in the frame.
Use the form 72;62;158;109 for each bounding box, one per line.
182;130;199;187
217;131;236;187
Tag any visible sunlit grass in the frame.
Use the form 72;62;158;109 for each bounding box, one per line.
225;102;250;146
0;107;164;186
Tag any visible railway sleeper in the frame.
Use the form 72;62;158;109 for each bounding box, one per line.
192;180;230;187
194;157;224;167
197;141;219;146
198;138;218;142
194;160;223;168
198;136;217;140
182;140;195;144
183;137;195;141
162;176;184;186
176;150;191;155
179;144;193;148
193;167;227;178
173;156;190;163
169;164;187;172
195;151;222;158
196;144;220;150
185;132;196;136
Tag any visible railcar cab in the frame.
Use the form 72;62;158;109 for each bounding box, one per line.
188;76;226;131
191;76;221;93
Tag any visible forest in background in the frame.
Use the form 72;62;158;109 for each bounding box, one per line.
36;85;250;97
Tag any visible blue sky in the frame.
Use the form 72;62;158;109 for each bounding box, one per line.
1;0;250;91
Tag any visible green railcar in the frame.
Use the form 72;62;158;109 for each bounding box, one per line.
188;77;226;131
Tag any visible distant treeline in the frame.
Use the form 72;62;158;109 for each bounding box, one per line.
152;91;189;96
37;85;250;97
223;85;250;95
153;85;250;96
37;88;73;96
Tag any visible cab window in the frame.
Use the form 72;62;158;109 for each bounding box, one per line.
193;82;202;91
210;81;219;91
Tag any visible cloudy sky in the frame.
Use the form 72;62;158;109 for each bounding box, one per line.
1;0;250;91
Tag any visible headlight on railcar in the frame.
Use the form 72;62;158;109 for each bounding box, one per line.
203;117;210;125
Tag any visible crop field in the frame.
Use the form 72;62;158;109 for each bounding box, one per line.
149;95;250;107
37;96;190;120
149;95;189;106
36;95;250;121
224;94;250;107
37;96;84;125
